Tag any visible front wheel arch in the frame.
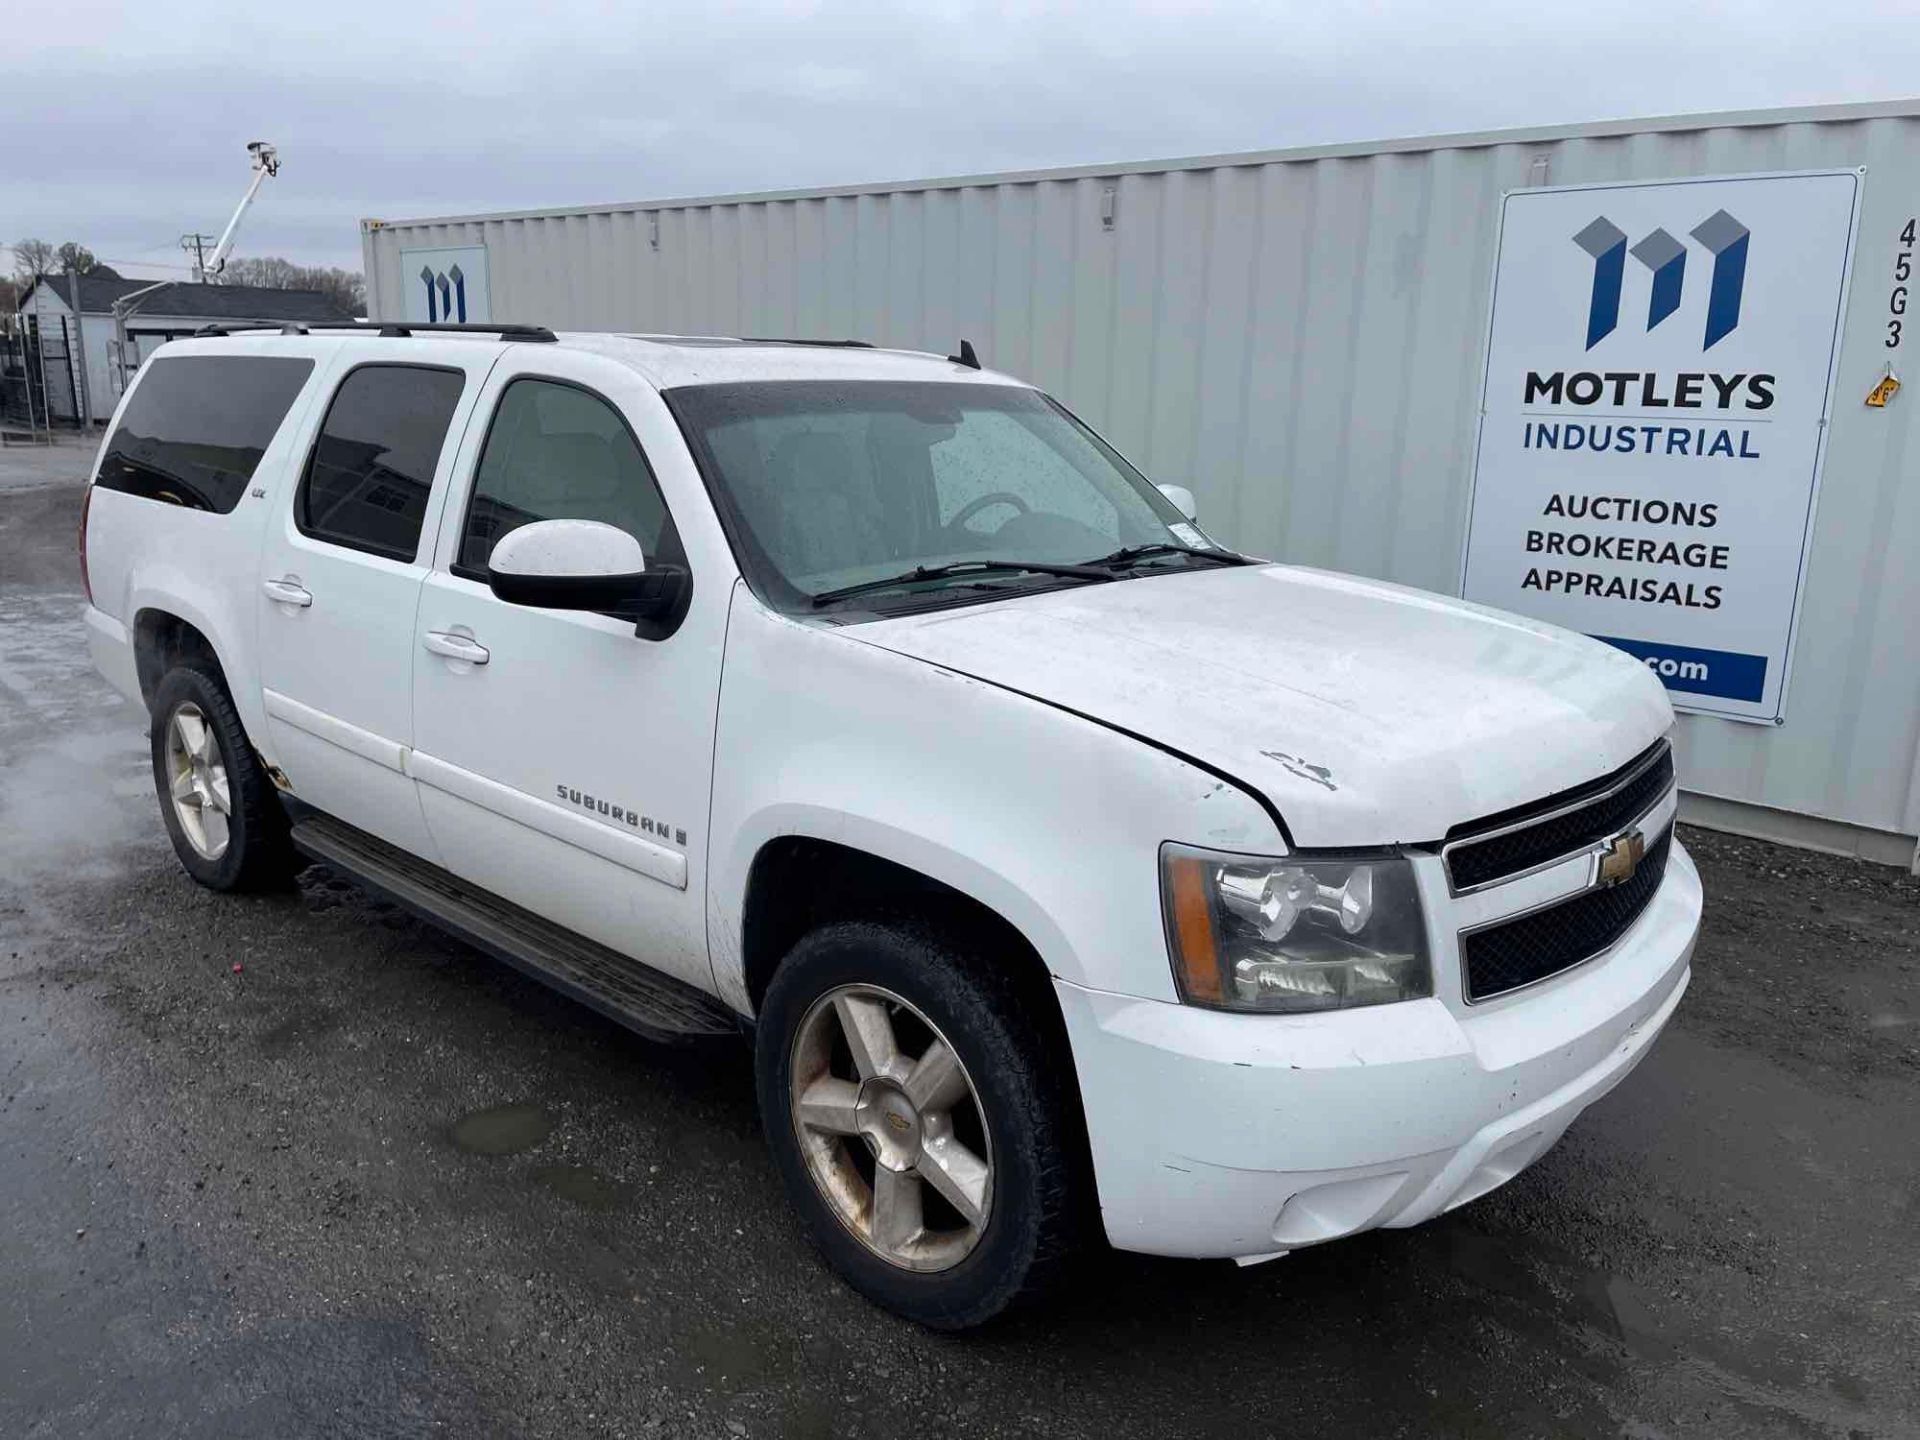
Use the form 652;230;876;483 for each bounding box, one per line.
755;917;1093;1327
737;837;1099;1227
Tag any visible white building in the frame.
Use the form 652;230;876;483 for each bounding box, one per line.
16;275;352;424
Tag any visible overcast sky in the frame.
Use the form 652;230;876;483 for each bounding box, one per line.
7;1;1918;281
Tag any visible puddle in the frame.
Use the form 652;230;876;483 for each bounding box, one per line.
1571;1269;1677;1364
0;591;151;883
1442;1226;1675;1365
449;1103;553;1156
0;721;152;882
530;1163;626;1210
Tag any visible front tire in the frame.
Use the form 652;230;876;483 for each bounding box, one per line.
755;919;1086;1329
149;665;293;892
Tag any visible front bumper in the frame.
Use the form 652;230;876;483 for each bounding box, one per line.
1057;838;1701;1259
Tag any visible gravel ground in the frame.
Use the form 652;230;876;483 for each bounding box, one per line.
3;461;1917;1439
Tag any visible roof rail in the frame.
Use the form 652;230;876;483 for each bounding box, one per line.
738;337;874;349
192;320;559;342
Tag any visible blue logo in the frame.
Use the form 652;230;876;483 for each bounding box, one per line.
419;263;469;323
1573;210;1749;351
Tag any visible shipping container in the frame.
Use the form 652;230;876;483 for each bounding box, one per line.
363;98;1920;867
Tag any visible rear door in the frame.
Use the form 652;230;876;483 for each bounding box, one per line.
257;342;500;854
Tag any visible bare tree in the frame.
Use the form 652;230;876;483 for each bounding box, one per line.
223;256;366;316
11;238;57;282
11;239;116;289
300;267;368;317
222;255;304;289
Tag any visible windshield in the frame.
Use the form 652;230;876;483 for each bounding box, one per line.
665;380;1205;612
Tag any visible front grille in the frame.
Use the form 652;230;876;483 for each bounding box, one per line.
1462;827;1672;1001
1446;744;1673;891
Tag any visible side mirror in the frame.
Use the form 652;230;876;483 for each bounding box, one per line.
487;519;689;639
1157;483;1198;522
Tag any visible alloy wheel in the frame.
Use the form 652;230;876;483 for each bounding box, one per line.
789;983;994;1272
165;702;232;861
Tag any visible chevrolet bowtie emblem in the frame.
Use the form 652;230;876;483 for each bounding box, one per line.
1597;828;1647;887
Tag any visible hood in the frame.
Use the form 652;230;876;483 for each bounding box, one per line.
854;563;1673;849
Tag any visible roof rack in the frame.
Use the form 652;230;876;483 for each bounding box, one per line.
193;320;558;342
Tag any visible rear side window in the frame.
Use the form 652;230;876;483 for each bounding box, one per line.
295;365;466;561
455;378;673;577
95;355;314;513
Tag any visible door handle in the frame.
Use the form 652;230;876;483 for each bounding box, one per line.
262;577;313;608
423;630;490;665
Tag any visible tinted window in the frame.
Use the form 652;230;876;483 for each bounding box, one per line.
296;365;465;561
96;355;314;513
457;379;672;575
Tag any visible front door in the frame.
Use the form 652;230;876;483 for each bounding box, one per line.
410;351;730;992
256;345;497;854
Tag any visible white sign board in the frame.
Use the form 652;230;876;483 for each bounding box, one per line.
399;245;491;325
1462;171;1860;724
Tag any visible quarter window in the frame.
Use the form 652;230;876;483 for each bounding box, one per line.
95;355;314;514
295;365;466;561
457;379;674;576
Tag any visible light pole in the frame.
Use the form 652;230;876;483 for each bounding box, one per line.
112;141;280;394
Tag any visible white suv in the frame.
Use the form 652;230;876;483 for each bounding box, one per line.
80;323;1700;1328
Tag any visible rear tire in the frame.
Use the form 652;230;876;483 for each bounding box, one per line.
149;665;294;892
755;919;1087;1329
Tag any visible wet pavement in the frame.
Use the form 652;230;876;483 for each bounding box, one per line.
3;454;1918;1438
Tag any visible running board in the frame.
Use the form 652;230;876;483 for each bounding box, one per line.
289;813;739;1045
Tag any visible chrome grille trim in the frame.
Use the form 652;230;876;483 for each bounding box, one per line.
1441;741;1674;897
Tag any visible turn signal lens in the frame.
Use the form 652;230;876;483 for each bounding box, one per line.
1159;845;1431;1013
1166;853;1224;1005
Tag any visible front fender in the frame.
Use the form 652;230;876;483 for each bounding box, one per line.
706;594;1283;1011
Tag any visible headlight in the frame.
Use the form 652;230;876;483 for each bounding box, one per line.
1160;844;1432;1013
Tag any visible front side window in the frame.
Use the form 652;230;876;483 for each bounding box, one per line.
296;364;465;561
457;378;674;576
665;380;1197;613
96;354;314;513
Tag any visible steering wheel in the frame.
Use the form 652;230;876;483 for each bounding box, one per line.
947;491;1032;532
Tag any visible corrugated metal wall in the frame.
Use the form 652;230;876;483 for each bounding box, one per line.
365;103;1920;858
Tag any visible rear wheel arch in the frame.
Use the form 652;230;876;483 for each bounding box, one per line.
146;663;295;891
133;608;229;708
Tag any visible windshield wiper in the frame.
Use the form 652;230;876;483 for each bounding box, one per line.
1087;541;1252;569
810;559;1114;608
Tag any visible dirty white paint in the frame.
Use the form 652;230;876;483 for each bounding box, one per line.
82;326;1704;1263
855;561;1671;850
